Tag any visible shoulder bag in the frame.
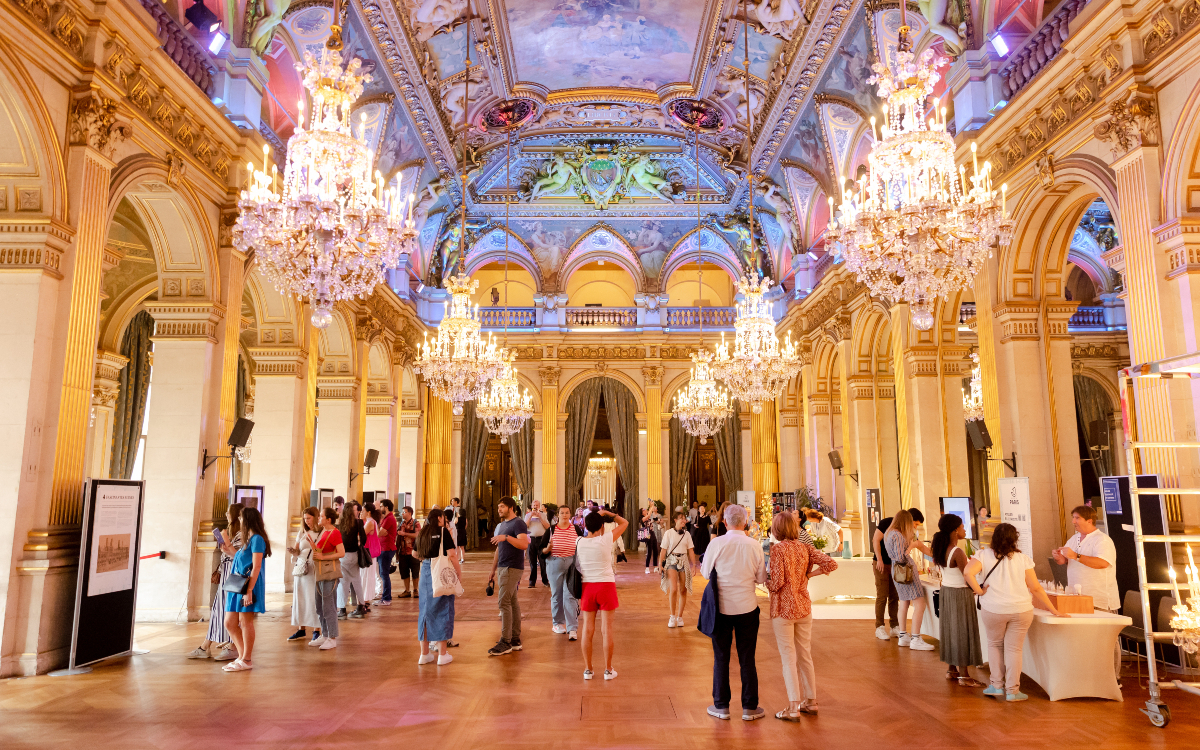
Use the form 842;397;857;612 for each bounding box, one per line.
698;544;722;637
431;534;462;597
565;538;584;600
891;533;915;584
292;531;315;577
314;531;343;582
975;555;1002;610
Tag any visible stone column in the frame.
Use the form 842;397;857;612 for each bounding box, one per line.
777;405;802;492
874;376;902;513
207;233;247;526
313;378;356;499
642;364;664;505
843;374;878;552
136;303;222;622
1158;220;1200;528
538;365;560;504
246;347;309;593
86;351;128;479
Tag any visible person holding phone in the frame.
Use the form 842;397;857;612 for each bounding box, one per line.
576;508;628;681
187;503;244;662
222;507;271;672
659;512;697;628
286;507;321;644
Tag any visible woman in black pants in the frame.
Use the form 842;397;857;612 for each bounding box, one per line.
641;508;660;574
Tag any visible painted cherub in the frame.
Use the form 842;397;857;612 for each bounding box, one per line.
527;155;580;201
624;153;679;199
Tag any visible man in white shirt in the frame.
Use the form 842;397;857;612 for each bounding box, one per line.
1052;504;1119;611
524;499;550;588
700;504;767;722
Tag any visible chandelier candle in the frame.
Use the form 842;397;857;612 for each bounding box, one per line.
413;274;505;417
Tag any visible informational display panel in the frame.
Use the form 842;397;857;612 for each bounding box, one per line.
939;497;976;540
735;490;755;512
997;477;1033;559
233;485;264;513
71;479;145;669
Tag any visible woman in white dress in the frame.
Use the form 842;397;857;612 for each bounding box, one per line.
286;507;321;643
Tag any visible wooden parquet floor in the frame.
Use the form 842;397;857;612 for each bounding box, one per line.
2;552;1198;749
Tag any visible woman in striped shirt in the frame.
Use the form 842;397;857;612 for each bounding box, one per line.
543;505;583;640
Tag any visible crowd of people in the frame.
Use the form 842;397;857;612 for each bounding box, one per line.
184;490;1121;716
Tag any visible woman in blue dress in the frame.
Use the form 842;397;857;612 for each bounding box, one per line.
416;508;461;666
223;506;271;672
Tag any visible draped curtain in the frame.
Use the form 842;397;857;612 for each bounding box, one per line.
234;355;248;485
460;399;491;548
601;377;640;549
1073;374;1114;481
669;414;697;513
713;399;744;500
563;377;603;507
508;416;535;504
109;310;154;479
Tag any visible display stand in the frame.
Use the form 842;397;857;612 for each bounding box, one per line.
1119;354;1200;727
50;479;146;676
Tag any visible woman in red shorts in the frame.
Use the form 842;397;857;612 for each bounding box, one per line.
576;508;628;681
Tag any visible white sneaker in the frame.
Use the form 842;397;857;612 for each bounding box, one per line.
874;626;891;640
308;636;326;647
319;637;337;650
604;669;618;680
552;624;566;634
583;669;594;680
437;653;453;665
568;631;578;641
897;634;912;647
418;653;436;665
645;568;651;574
668;616;677;628
891;626;903;636
909;637;935;651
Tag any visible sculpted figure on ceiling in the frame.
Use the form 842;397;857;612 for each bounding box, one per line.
917;0;970;57
527;154;582;202
441;68;492;126
406;0;469;42
522;143;683;209
715;68;766;127
246;0;293;56
757;179;799;254
714;213;770;280
751;0;807;42
624;153;684;201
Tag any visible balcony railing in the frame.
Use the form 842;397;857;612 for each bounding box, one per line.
564;307;637;328
958;301;977;324
999;0;1090;102
1068;305;1106;330
665;307;736;329
136;0;217;95
478;307;536;329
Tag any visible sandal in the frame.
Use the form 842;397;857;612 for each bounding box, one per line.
957;677;986;688
946;670;961;681
222;659;253;672
775;710;803;722
798;702;818;715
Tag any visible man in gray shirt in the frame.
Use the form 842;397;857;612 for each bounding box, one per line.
487;496;529;656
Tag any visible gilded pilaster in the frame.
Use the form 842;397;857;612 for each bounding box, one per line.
422;384;452;510
751;400;780;499
209;230;247;522
642;364;664;504
539;364;560;504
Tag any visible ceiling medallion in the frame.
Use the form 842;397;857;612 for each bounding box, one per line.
478;99;538;133
234;10;417;329
824;10;1013;332
667;99;725;133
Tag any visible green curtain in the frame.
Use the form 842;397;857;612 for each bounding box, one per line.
669;414;697;513
1073;374;1114;481
460;399;491;548
109;311;154;479
601;378;640;549
508;416;535;504
712;399;743;500
563;377;603;507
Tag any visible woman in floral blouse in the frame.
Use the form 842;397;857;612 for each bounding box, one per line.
766;511;838;721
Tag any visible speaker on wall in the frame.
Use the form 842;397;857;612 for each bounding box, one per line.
966;420;993;451
828;450;844;471
227;418;255;448
364;448;379;469
1089;420;1109;451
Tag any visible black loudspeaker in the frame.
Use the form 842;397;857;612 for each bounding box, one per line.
184;1;221;32
1089;420;1109;451
364;448;379;469
227;417;255;448
828;450;844;471
967;420;993;451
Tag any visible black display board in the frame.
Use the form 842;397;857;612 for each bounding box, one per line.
68;479;145;670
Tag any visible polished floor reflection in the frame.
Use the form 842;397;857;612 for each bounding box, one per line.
1;553;1197;748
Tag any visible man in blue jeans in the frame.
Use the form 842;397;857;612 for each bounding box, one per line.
376;499;398;605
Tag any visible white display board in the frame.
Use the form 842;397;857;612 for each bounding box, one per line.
736;490;755;512
997;477;1034;559
86;482;142;597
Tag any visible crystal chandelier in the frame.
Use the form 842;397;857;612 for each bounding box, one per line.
672;125;732;443
963;353;984;422
824;8;1013;332
1169;545;1200;654
712;274;802;414
233;9;417;329
477;351;534;443
413;273;504;416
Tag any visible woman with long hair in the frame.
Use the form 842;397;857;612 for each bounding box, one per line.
658;511;697;628
311;507;345;650
415;507;461;665
337;502;368;619
286;507;322;644
768;511;838;720
222;506;271;672
884;509;934;651
930;514;984;687
361;501;382;609
692;502;712;558
965;523;1065;700
640;507;661;574
188;503;244;662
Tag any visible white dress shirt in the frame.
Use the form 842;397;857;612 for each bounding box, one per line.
1065;529;1119;611
701;530;767;616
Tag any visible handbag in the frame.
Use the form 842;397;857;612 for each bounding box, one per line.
431;535;461;597
221;571;250;595
314;531;342;582
292;532;315;577
891;534;915;584
698;545;721;637
975;557;1002;610
565;539;584;600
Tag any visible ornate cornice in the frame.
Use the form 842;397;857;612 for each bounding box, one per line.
642;364;665;386
249;347;308;377
144;302;224;342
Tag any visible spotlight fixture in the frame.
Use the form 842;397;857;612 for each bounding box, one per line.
185;1;221;33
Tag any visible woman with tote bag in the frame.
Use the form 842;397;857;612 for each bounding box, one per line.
310;507;345;650
416;508;462;666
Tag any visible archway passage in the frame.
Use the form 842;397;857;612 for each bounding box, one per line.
584;394;627;517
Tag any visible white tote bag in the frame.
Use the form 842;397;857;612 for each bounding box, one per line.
430;534;462;597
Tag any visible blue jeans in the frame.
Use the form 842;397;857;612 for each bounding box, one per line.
545;556;579;632
377;550;395;602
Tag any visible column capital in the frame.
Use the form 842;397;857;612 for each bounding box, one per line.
248;346;307;377
845;376;875;400
641;364;665;386
993;303;1041;342
903;348;940;378
144;302;224;342
538;365;561;388
1044;301;1081;338
67;89;130;162
1093;87;1159;164
316;377;358;400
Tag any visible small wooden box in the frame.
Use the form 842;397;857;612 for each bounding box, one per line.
1046;593;1094;614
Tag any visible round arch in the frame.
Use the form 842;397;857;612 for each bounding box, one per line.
559;226;647;293
0;36;68;223
661;369;693;409
463;227;543;288
1162;75;1200;221
557;368;646;413
243;271;306;341
660;228;743;284
511;368;544;413
97;276;159;353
